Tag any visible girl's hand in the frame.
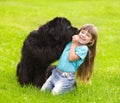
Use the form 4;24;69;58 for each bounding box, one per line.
72;35;80;45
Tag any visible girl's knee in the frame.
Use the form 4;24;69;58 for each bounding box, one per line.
52;88;61;95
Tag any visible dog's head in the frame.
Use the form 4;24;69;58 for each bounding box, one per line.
39;17;79;43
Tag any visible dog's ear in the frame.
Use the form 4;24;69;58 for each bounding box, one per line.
49;27;60;40
53;34;59;40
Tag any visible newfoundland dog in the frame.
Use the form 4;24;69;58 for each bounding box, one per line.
17;17;79;88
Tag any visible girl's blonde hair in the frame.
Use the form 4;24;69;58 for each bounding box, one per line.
76;24;98;84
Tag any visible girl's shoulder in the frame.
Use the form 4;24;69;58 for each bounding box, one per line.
76;45;88;51
75;45;88;59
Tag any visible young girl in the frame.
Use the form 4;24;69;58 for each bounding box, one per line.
41;24;98;95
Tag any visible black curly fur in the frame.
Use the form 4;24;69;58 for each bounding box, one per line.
16;17;79;88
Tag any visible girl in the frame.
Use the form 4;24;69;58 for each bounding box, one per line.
41;24;98;95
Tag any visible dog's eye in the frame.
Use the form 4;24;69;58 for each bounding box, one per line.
66;26;71;29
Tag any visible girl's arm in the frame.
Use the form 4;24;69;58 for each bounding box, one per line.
68;35;80;61
68;43;79;61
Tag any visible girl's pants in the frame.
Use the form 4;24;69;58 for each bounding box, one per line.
41;68;75;95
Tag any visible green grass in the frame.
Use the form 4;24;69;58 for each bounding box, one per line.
0;0;120;103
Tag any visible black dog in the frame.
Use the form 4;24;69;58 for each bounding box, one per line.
17;17;79;88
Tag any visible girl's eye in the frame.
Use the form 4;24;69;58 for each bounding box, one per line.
81;31;84;33
81;30;85;34
87;34;89;37
87;33;91;38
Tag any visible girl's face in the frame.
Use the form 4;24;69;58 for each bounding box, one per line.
78;29;92;45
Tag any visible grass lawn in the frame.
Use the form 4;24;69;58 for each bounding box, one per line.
0;0;120;103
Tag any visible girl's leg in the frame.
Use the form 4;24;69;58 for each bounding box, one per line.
52;77;75;95
41;75;54;91
52;81;63;95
